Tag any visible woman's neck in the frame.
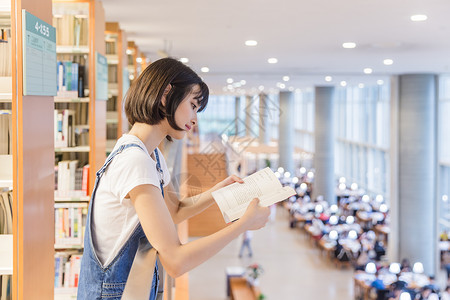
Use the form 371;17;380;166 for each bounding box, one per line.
128;122;167;154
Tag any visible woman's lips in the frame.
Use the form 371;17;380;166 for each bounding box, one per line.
185;124;191;130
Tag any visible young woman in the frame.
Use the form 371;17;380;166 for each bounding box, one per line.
77;58;270;299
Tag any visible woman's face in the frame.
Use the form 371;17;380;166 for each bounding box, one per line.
169;84;200;139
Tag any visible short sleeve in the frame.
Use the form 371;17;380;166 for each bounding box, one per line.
156;148;171;187
108;147;162;203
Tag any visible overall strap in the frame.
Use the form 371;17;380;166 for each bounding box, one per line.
96;143;144;179
154;149;165;198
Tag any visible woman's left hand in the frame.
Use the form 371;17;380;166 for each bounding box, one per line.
211;175;244;192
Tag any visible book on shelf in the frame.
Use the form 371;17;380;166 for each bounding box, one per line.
54;251;82;289
55;160;88;198
0;111;12;155
0;28;11;77
52;15;88;48
54;109;75;148
54;202;88;247
0;191;13;234
57;60;85;98
211;167;296;223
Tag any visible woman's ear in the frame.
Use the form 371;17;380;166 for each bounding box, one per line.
161;84;172;106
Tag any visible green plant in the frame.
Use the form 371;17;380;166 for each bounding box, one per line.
247;263;264;280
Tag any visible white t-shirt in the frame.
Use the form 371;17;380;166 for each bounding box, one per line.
91;134;171;267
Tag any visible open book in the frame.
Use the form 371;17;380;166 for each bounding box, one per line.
212;167;296;223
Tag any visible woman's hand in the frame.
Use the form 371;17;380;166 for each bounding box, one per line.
239;199;270;231
211;175;244;192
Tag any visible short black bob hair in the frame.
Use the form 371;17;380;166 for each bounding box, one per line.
124;57;209;140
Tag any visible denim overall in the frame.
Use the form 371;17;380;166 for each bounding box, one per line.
78;143;164;300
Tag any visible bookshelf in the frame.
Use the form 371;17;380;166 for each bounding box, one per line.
127;41;138;83
8;0;56;298
52;0;106;297
105;22;129;153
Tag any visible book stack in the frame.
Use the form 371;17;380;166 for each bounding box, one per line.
54;109;75;148
0;191;12;300
55;161;89;198
54;252;82;289
56;61;85;98
52;15;88;47
0;191;12;234
0;110;12;155
0;28;11;77
54;202;88;247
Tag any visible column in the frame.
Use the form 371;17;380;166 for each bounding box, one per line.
395;74;438;275
258;93;270;145
278;91;294;173
245;95;253;137
313;86;336;204
235;96;241;136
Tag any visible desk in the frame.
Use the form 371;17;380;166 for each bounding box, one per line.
229;277;261;300
317;238;336;259
374;224;390;244
0;234;13;275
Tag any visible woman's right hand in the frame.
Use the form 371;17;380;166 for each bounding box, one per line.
239;198;270;231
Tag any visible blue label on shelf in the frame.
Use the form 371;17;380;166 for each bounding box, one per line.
22;10;57;96
96;52;108;100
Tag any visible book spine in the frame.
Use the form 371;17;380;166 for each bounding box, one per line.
81;164;89;196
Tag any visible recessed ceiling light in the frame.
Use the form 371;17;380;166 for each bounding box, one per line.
340;81;347;87
179;57;189;63
268;58;278;64
226;78;233;84
136;57;143;63
288;87;294;92
126;49;132;55
325;76;332;82
377;80;384;85
342;42;356;49
358;83;365;88
258;85;265;91
283;76;290;82
363;68;373;74
240;80;246;85
411;14;427;22
201;67;209;73
245;40;258;46
383;59;394;65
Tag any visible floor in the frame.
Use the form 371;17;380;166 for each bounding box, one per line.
189;206;355;300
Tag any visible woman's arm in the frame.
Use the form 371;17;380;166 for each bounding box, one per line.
163;175;243;224
130;183;269;278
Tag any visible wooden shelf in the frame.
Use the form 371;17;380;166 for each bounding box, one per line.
55;287;77;298
55;146;90;152
0;92;12;102
54;196;89;202
56;45;89;54
54;244;84;250
106;54;118;64
0;234;12;275
54;287;77;300
54;96;89;103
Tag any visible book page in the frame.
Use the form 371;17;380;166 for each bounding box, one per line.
212;167;295;222
224;186;296;222
212;167;281;214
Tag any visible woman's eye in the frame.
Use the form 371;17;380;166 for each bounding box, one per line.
192;103;197;110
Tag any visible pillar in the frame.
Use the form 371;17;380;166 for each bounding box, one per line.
258;93;270;145
313;86;336;204
278;91;294;173
395;74;438;275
